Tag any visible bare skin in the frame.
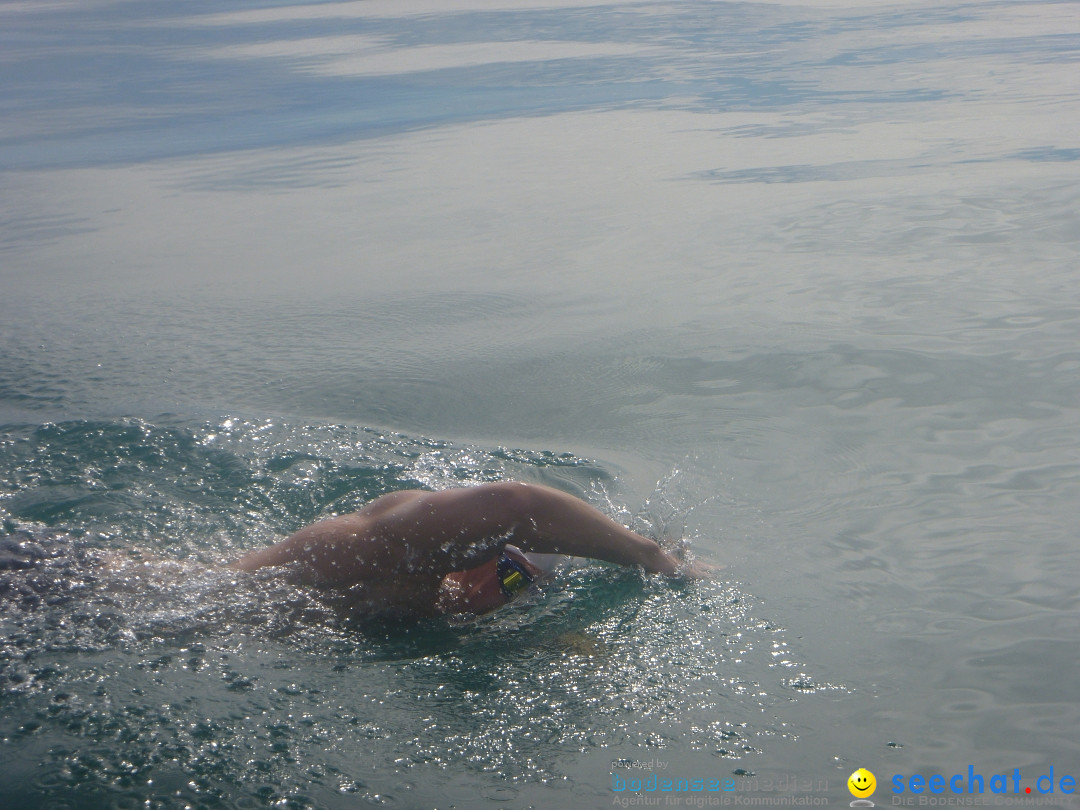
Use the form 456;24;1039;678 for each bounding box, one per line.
230;482;693;617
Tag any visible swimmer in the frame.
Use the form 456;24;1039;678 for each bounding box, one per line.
231;482;702;617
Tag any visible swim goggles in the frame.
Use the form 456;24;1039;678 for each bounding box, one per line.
496;552;535;600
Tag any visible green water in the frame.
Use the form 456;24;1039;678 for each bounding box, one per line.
1;418;808;808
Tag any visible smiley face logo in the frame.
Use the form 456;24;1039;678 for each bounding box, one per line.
848;768;877;798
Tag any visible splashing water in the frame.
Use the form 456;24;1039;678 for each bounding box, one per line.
0;416;840;808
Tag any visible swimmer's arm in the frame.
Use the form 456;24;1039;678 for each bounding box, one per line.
230;482;696;586
356;482;687;576
379;482;687;576
501;484;686;576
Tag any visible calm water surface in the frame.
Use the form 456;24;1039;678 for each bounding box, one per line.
2;0;1080;807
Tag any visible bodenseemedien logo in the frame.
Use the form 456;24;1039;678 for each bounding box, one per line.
848;767;877;807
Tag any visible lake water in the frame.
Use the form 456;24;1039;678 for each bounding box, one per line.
3;0;1080;808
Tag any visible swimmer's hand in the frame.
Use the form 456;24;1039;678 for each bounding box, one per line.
660;545;721;580
675;558;722;580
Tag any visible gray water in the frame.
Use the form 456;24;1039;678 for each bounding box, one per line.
3;0;1080;807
